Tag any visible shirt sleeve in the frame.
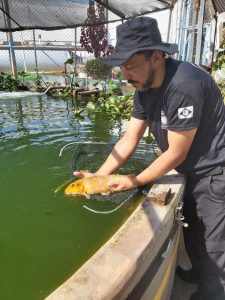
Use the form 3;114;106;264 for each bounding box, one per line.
166;80;205;131
131;91;147;120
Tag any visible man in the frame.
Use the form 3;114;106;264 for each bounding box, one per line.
75;17;225;300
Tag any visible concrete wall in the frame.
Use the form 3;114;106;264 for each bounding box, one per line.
46;171;185;300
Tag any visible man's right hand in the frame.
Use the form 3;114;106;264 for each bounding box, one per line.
73;171;95;178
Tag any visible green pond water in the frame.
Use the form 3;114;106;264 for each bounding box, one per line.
0;93;155;300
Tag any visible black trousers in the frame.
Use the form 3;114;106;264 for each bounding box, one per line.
183;166;225;300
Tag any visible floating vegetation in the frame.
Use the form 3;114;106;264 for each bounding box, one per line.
85;94;133;120
143;134;155;144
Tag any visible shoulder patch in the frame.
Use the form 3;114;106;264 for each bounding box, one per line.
178;106;193;119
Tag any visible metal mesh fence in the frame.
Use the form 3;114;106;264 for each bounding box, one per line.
0;0;223;82
0;28;85;73
0;27;93;88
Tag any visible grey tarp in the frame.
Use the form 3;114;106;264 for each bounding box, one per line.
0;0;174;32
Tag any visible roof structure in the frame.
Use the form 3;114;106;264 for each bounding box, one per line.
0;0;224;32
214;0;225;14
0;0;174;32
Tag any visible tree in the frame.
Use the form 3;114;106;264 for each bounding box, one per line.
80;0;114;58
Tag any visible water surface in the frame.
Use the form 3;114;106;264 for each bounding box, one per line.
0;93;155;299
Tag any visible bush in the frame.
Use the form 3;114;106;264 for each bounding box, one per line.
0;72;19;91
85;59;112;80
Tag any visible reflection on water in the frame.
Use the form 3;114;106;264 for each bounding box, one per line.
0;93;155;300
0;93;125;151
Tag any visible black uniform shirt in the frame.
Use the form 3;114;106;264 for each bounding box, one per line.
132;58;225;175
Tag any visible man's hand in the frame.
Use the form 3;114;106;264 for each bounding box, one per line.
73;171;95;178
108;174;139;192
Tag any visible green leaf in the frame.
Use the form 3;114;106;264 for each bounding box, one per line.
74;108;84;117
143;134;155;144
86;102;96;111
64;58;74;65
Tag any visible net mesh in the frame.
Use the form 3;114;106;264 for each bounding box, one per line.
59;141;158;205
0;0;173;32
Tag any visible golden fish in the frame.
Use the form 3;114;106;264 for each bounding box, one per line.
64;174;132;198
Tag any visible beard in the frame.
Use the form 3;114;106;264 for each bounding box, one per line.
128;68;156;91
140;68;156;91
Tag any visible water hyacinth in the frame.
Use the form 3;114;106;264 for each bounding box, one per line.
86;94;133;120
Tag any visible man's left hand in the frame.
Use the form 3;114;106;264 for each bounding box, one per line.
108;174;139;192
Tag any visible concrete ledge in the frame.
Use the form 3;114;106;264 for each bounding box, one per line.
46;171;185;300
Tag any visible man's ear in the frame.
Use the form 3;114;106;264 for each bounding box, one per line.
152;51;164;64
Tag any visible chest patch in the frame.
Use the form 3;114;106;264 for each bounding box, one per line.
178;106;193;119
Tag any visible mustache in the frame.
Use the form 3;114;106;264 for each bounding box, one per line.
127;79;138;84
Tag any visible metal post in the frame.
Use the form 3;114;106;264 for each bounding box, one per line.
178;0;187;60
195;0;206;65
74;27;77;76
210;13;218;72
177;0;184;50
3;0;17;76
188;0;198;62
20;32;27;72
167;7;173;42
105;0;109;43
180;0;190;61
32;29;39;78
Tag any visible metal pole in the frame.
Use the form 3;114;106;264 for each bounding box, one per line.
20;32;27;72
178;0;187;60
167;7;173;42
210;13;218;72
74;27;77;77
195;0;206;65
3;0;17;77
177;0;184;50
188;0;198;62
105;0;109;43
32;29;39;78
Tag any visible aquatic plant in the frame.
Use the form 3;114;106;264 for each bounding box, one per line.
143;134;155;144
52;88;70;99
0;72;19;91
17;71;29;86
74;107;85;119
64;57;80;95
0;71;41;92
86;94;133;120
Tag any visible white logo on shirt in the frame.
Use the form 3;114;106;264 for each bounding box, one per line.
178;106;193;119
161;110;167;129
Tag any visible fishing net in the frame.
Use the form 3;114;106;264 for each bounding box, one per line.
58;141;159;213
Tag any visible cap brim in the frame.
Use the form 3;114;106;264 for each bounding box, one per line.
101;43;178;67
